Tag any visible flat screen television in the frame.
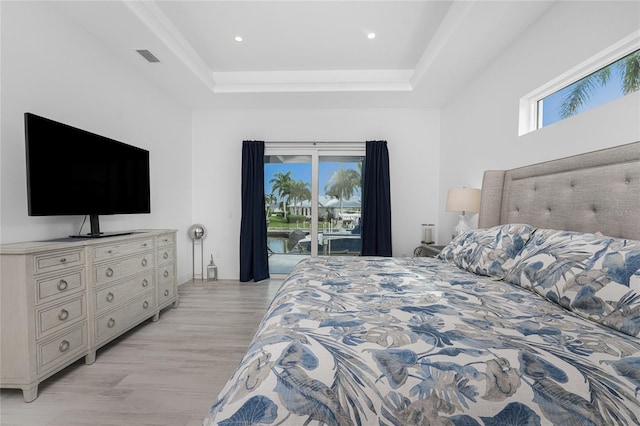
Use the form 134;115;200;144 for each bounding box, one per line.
24;112;150;238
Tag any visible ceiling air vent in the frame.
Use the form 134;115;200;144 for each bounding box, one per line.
136;49;160;63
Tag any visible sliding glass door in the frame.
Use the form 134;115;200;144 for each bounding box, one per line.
264;144;364;275
264;154;312;274
317;155;363;256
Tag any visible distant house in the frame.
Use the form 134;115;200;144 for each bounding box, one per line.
289;195;361;220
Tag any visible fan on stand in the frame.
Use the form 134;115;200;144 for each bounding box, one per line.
188;224;207;281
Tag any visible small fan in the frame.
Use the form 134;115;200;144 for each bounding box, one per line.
188;224;207;280
188;223;207;241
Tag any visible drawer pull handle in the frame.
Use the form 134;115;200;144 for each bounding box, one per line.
164;289;170;297
163;252;169;260
164;270;169;278
141;258;148;267
57;280;68;291
107;250;113;254
142;301;149;309
142;279;149;287
58;309;69;321
107;318;115;328
60;258;67;263
143;243;148;247
106;292;114;302
59;340;70;352
105;268;114;278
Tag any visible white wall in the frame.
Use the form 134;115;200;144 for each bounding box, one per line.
0;2;194;284
192;108;439;279
5;1;635;284
439;0;640;243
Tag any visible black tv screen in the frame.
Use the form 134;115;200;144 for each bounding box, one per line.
25;113;150;237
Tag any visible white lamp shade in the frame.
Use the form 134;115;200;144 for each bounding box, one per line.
445;188;481;214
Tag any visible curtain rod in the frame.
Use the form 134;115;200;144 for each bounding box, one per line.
264;141;365;144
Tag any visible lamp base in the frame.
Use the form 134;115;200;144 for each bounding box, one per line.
451;213;470;239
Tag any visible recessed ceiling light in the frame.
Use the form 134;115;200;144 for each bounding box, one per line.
367;32;376;40
234;36;244;42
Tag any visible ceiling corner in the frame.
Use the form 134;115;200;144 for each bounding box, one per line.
122;0;217;93
410;0;475;89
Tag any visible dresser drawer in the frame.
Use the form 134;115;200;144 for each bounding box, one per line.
157;233;175;248
94;253;154;287
158;281;176;306
94;272;154;313
37;296;86;339
92;238;154;262
157;246;175;265
35;269;84;305
158;262;174;285
95;292;156;344
37;323;87;374
34;249;83;275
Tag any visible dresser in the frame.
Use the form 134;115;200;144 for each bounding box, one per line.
0;229;177;402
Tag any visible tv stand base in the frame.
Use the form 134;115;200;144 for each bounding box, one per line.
69;231;135;239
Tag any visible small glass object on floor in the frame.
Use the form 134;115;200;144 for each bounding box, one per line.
207;255;218;281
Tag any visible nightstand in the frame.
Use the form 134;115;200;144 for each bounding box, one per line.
414;244;445;258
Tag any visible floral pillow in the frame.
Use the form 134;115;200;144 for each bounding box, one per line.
437;223;535;279
505;228;640;337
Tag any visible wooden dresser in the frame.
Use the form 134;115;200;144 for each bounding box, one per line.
0;229;177;402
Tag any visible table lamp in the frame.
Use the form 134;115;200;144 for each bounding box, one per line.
445;187;481;239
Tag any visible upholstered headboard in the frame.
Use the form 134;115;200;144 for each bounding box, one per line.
478;141;640;240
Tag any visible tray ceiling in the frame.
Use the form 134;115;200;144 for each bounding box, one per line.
51;1;556;108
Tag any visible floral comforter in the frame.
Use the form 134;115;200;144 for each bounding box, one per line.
205;256;640;425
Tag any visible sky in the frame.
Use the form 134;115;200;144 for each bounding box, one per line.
265;161;362;200
541;51;638;127
541;78;627;127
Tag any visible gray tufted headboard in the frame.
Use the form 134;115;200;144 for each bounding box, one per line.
478;141;640;240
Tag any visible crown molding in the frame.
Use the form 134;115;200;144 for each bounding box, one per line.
410;0;475;88
212;70;413;93
122;0;471;95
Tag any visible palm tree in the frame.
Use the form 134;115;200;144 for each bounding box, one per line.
269;171;292;220
622;49;640;93
560;49;640;118
264;192;277;218
289;180;311;216
324;165;361;214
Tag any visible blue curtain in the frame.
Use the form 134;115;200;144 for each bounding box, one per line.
239;141;270;282
361;140;392;256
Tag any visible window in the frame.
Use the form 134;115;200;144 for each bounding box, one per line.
519;31;640;135
538;48;640;128
264;143;365;275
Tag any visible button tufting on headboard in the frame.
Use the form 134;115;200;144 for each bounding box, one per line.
478;141;640;240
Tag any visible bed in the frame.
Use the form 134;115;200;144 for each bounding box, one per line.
205;142;640;425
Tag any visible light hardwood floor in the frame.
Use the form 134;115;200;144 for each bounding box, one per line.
0;279;282;426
